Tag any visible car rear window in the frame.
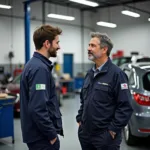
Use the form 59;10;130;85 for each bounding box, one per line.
112;57;131;66
120;57;131;66
143;73;150;91
112;58;119;65
137;58;150;63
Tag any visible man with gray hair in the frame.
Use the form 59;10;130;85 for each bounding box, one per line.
76;32;133;150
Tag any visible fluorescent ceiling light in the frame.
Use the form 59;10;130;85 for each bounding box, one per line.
121;10;140;18
148;18;150;21
47;14;75;21
0;4;12;9
97;21;117;28
69;0;99;7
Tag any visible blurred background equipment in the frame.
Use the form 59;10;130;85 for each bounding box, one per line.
13;64;23;77
8;51;14;76
6;74;21;115
52;62;62;106
0;95;15;143
60;73;75;98
0;66;4;83
74;72;84;93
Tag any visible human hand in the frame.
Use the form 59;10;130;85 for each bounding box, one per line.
109;131;116;139
78;122;81;126
50;137;57;145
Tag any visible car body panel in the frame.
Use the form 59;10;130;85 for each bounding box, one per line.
121;63;150;137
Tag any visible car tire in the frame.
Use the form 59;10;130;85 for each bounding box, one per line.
124;124;137;145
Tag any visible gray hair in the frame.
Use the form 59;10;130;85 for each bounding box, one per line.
90;32;113;56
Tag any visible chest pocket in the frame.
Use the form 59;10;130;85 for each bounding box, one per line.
81;82;90;100
94;84;109;103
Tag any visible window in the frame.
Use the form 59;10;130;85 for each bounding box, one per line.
120;57;131;66
143;73;150;91
112;58;119;66
137;58;150;63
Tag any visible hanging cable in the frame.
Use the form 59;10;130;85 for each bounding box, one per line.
108;7;111;22
9;0;14;74
10;0;13;51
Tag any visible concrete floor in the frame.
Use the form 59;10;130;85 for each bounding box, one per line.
0;94;150;150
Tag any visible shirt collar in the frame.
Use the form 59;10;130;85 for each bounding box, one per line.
88;57;112;75
92;59;108;72
33;52;53;70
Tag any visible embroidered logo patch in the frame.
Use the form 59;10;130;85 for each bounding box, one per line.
98;82;108;86
121;83;128;90
36;84;46;90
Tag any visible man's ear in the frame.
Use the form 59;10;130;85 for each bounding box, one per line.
103;46;108;54
44;40;51;48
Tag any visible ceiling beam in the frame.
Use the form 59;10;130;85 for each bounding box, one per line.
24;0;82;9
125;5;150;14
44;0;82;9
24;0;150;13
82;0;150;11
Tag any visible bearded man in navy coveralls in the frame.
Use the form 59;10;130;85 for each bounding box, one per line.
20;25;63;150
76;32;133;150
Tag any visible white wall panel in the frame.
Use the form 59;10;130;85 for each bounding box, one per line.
0;0;150;64
93;2;150;56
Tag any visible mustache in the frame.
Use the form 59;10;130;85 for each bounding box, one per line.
88;51;93;54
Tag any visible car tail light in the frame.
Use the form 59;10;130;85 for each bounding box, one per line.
139;128;150;132
133;93;150;106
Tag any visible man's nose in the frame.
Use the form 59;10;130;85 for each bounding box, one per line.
88;46;91;51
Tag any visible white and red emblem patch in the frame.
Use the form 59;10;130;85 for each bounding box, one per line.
121;83;128;90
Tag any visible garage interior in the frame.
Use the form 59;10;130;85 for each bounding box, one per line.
0;0;150;150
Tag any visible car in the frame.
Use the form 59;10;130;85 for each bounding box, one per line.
121;62;150;145
7;75;20;114
112;56;150;66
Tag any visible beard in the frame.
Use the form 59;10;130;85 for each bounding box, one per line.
88;51;96;61
48;47;58;58
88;51;102;61
88;54;95;60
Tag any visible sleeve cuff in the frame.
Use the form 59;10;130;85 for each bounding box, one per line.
108;126;121;134
48;131;57;141
76;117;81;123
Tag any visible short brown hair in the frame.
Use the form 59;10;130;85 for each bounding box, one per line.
33;25;62;50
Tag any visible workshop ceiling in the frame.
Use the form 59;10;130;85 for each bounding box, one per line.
45;0;150;10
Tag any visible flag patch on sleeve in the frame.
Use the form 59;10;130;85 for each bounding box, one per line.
36;84;46;90
121;83;128;90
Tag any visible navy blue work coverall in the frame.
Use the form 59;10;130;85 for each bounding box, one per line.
76;58;133;150
20;52;63;150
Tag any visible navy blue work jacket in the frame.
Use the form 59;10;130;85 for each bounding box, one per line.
20;52;63;143
76;57;133;135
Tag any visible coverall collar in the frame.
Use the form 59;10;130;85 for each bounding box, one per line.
33;52;53;70
88;57;112;74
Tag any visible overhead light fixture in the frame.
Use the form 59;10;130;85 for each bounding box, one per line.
0;4;12;9
97;21;117;28
121;10;140;18
69;0;99;7
148;18;150;21
47;14;75;21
